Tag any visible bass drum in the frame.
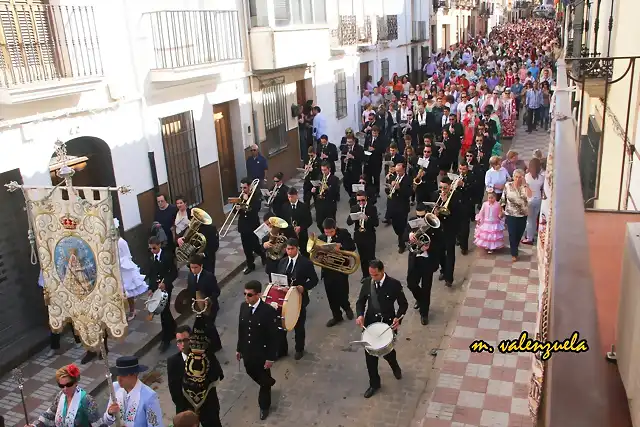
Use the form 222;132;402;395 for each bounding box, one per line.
262;284;302;331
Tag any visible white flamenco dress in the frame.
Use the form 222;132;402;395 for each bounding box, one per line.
118;237;148;298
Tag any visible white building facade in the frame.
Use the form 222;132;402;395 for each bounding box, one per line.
430;0;475;52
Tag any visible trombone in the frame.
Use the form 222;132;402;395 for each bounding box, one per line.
435;173;462;217
220;178;260;237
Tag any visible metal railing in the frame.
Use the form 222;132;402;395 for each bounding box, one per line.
411;21;427;41
148;10;243;70
330;15;357;47
566;0;615;59
357;16;372;44
0;2;103;88
376;15;398;42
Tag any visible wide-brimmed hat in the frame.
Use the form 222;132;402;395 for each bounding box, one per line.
110;356;148;376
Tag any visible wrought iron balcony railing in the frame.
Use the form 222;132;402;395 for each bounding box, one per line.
434;0;450;10
411;21;427;42
376;15;398;42
330;15;357;47
148;10;243;70
357;16;372;44
0;2;103;88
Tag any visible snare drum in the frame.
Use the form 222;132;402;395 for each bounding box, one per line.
361;322;396;357
262;284;302;331
145;289;169;318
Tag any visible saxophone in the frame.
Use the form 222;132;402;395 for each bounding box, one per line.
318;174;328;199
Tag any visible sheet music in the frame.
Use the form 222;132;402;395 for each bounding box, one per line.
417;158;429;168
417;252;429;258
260;189;271;196
349;212;367;221
352;183;365;192
254;222;270;240
270;273;289;287
311;180;321;187
364;151;373;156
408;218;427;229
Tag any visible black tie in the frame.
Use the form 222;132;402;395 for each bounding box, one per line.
376;281;380;289
291;204;296;213
286;260;294;276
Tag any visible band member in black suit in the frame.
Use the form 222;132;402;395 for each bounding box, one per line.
238;177;267;275
236;280;279;421
147;236;178;351
262;213;293;280
302;147;321;206
414;144;440;203
455;162;476;255
316;134;339;174
385;160;413;253
266;172;289;218
431;176;464;287
282;187;313;257
363;126;386;196
276;238;318;359
361;113;377;134
177;213;220;275
468;130;493;172
187;254;222;352
341;133;364;198
312;162;340;230
355;259;408;398
346;191;379;279
167;325;224;427
319;218;356;326
349;174;378;206
414;106;429;141
404;204;442;325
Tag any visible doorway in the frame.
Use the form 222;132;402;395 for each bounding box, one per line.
213;103;238;202
360;61;371;94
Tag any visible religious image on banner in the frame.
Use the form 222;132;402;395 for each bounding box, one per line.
6;140;131;350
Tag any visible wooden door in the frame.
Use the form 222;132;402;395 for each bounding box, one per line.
296;79;307;106
360;61;369;93
213;103;238;202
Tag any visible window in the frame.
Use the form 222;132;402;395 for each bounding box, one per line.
381;59;390;83
160;111;203;206
263;78;288;154
334;69;347;119
276;0;327;26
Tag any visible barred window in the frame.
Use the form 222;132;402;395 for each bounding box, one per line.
334;69;347;119
160;111;203;206
381;59;390;83
263;78;288;154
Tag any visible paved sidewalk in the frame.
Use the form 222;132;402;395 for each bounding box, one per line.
0;174;305;427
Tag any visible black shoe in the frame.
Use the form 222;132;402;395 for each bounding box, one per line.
159;341;171;352
438;273;445;281
445;281;453;287
243;265;255;275
326;318;343;327
392;366;402;380
421;315;429;325
294;351;304;360
461;249;468;255
364;387;379;398
259;409;269;420
345;308;354;320
398;246;405;254
414;302;419;310
80;351;97;365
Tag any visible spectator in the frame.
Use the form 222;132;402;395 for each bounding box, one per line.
312;106;327;142
246;144;268;184
154;193;177;249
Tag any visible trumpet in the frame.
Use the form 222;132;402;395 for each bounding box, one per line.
407;213;441;253
387;175;400;199
266;184;279;206
413;168;425;189
302;157;315;179
358;205;366;231
220;178;260;237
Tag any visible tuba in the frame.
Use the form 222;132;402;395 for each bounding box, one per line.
175;208;213;266
306;233;360;275
407;213;441;253
266;217;289;260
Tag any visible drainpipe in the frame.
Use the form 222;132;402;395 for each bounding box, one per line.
242;0;259;147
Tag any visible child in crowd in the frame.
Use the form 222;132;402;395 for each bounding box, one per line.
474;187;505;254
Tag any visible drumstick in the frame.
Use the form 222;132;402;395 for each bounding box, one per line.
377;314;405;337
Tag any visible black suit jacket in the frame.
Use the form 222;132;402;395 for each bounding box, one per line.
268;183;289;218
315;174;340;208
199;223;219;267
355;275;409;327
318;228;356;278
428;190;464;239
282;201;313;234
167;350;224;414
236;300;278;362
237;191;262;234
341;144;364;177
147;249;178;291
187;269;220;314
385;173;412;215
277;255;318;306
403;219;443;273
469;141;493;171
316;142;339;173
363;135;387;172
346;203;379;241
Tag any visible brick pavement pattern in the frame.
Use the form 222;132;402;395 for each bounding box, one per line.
418;127;549;427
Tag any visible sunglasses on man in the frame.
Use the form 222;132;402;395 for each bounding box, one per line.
244;292;255;297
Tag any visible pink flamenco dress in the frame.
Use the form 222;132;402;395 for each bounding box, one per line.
474;200;505;251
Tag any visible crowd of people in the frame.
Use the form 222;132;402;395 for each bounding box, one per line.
27;17;561;427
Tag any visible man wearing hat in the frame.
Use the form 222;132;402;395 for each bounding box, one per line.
102;356;164;427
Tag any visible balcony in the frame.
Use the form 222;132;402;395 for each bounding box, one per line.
411;21;427;42
376;15;398;42
330;15;357;50
434;0;450;9
248;0;330;71
0;2;103;104
357;16;372;45
147;10;243;82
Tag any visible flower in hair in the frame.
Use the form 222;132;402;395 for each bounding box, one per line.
67;364;80;379
486;185;495;194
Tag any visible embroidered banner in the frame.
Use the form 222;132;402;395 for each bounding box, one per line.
24;186;127;349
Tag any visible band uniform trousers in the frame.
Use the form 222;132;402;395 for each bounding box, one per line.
355;234;376;278
407;263;434;316
316;207;337;231
391;212;409;249
439;235;457;283
198;393;222;427
240;231;264;269
324;274;351;320
366;348;401;389
161;287;177;343
278;304;307;355
457;207;473;252
243;358;276;410
365;167;382;195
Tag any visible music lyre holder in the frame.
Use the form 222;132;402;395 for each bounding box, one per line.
11;368;29;425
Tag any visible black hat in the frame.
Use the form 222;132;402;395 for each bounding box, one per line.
110;356;148;376
415;203;427;213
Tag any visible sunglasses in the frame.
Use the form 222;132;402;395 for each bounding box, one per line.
244;292;255;297
466;154;474;157
424;151;432;154
357;198;366;202
251;149;258;151
58;381;76;389
439;186;449;190
273;180;280;183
